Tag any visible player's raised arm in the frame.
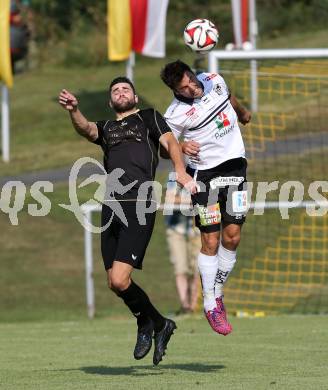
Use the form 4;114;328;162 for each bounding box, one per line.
230;95;251;125
58;89;98;142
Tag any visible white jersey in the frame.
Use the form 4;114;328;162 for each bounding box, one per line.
164;72;246;170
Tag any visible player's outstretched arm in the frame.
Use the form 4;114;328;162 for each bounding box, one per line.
58;89;98;142
230;95;251;125
159;144;170;159
159;132;198;194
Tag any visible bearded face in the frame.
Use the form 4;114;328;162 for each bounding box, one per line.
110;83;138;113
111;97;137;113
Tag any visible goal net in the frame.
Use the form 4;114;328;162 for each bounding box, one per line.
208;49;328;314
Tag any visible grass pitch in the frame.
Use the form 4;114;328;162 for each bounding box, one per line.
0;315;327;390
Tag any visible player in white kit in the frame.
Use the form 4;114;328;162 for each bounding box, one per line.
161;60;251;335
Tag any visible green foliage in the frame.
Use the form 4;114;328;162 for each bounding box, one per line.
28;0;108;66
30;0;107;31
166;0;233;52
24;0;328;67
257;0;328;37
59;20;108;67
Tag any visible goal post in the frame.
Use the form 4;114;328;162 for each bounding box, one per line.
207;48;328;315
208;48;328;112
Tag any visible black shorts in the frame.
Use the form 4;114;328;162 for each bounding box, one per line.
101;201;156;270
187;157;248;233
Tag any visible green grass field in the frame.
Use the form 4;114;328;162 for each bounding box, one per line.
1;315;327;390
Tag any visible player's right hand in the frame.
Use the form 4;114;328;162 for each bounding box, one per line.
181;140;200;159
239;109;251;125
58;89;78;111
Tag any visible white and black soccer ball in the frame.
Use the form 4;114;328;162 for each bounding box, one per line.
183;19;219;53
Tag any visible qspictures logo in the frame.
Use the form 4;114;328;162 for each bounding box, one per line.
1;157;328;232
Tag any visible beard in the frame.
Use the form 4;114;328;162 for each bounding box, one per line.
111;98;137;113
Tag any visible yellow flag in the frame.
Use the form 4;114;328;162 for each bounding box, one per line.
108;0;132;61
0;0;13;87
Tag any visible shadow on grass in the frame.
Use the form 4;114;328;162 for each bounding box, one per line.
79;363;225;376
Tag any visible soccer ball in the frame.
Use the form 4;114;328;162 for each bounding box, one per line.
242;41;253;51
183;19;219;53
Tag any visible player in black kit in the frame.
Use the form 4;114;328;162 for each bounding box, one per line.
58;77;197;366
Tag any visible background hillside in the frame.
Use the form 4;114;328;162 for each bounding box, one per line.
24;0;328;68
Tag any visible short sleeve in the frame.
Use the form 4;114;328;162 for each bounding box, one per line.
145;109;172;141
92;120;106;146
163;103;185;140
154;110;172;137
164;115;184;140
217;74;230;95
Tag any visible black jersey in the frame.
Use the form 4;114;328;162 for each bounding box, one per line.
94;108;171;198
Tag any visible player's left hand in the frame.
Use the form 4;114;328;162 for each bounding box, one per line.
239;110;251;125
176;171;198;194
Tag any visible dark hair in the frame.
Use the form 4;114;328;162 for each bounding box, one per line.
109;76;136;95
160;60;193;90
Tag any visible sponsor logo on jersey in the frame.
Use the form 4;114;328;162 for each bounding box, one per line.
204;74;217;82
197;203;221;226
213;112;233;139
215;112;230;129
214;84;223;95
214;125;233;139
185;107;196;116
232;190;248;214
210;176;245;189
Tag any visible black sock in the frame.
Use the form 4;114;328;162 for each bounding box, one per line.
117;281;148;327
118;280;165;331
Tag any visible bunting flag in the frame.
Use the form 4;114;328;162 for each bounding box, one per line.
108;0;169;61
0;0;13;87
108;0;132;61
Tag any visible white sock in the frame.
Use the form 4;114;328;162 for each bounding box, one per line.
214;245;237;299
198;252;218;312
